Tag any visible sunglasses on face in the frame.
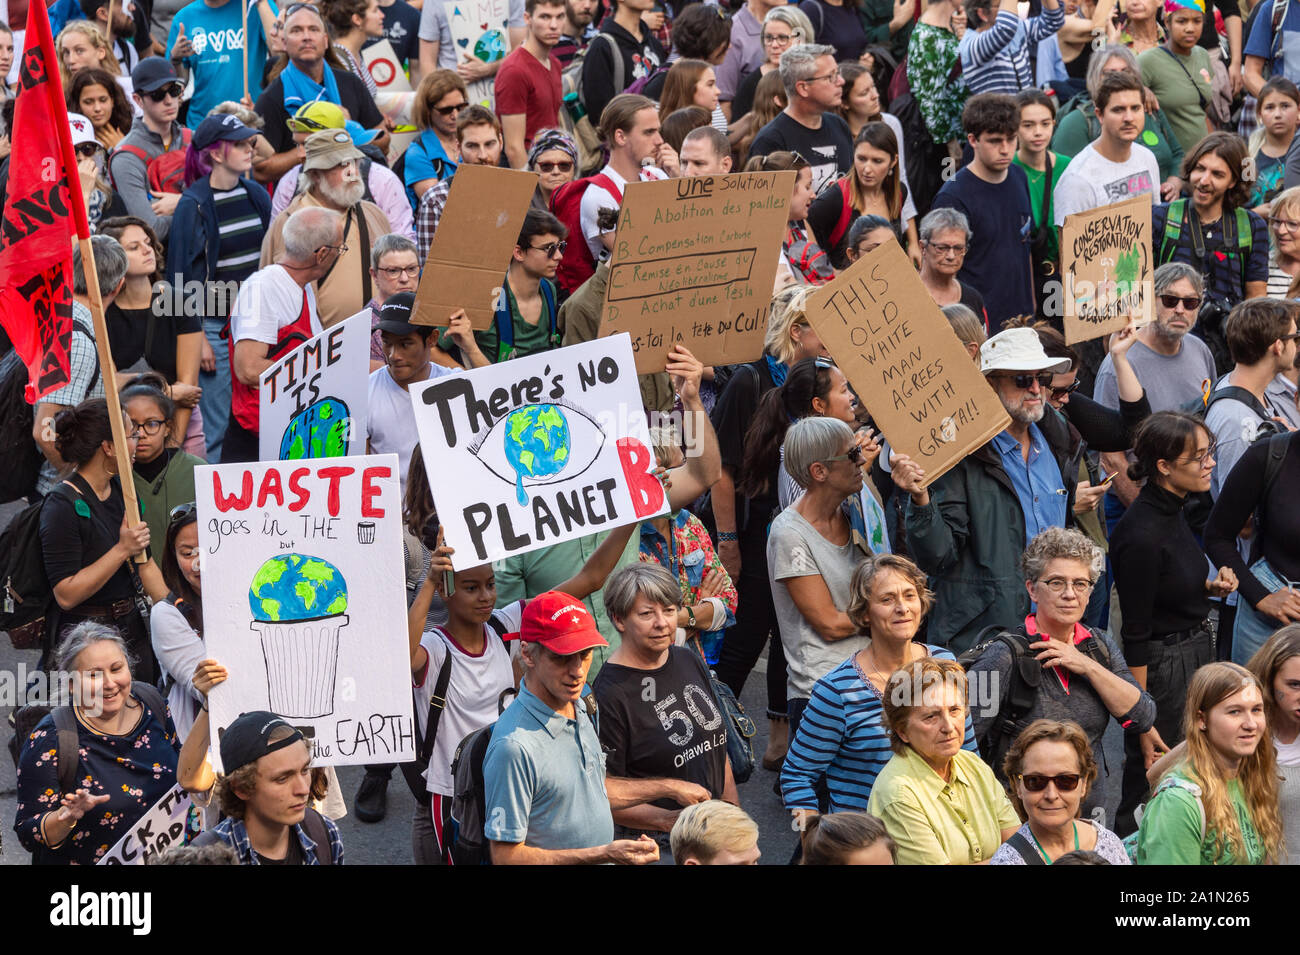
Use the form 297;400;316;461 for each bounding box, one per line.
529;240;568;258
75;143;101;159
435;101;468;116
169;501;198;524
996;372;1054;390
145;83;184;102
1159;293;1201;311
822;445;863;466
535;159;573;174
1050;379;1080;399
1018;773;1082;793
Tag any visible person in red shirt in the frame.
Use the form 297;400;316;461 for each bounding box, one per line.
496;0;566;169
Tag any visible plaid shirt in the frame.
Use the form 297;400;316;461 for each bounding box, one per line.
36;302;107;496
210;814;345;866
415;179;451;265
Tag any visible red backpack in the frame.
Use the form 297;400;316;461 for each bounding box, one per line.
110;127;192;195
550;172;622;294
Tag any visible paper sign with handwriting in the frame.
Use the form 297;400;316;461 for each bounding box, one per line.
412;164;538;329
1061;194;1152;344
409;334;667;564
804;241;1011;487
598;171;794;375
98;783;196;865
259;314;369;463
196;455;414;771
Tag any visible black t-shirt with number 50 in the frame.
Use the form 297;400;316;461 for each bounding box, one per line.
592;646;728;811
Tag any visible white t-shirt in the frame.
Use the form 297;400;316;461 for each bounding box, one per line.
1052;142;1160;225
579;163;669;263
367;361;459;492
229;264;322;346
1275;732;1300;767
415;600;523;795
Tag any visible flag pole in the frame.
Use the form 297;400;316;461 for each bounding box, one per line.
243;0;250;103
41;9;147;561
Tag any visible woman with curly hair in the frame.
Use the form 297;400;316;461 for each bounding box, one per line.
68;68;132;151
1135;661;1284;864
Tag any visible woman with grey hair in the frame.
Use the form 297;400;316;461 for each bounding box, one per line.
592;563;737;843
1050;43;1183;196
14;622;187;865
918;207;987;324
966;526;1155;820
729;5;816;122
766;416;873;736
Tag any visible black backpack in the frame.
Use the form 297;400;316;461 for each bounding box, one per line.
0;498;53;650
448;689;598;866
958;625;1111;777
8;683;168;790
0;317;101;505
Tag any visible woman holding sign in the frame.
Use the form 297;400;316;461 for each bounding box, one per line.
15;623;184;865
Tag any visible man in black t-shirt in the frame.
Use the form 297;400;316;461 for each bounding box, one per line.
592;564;732;847
746;44;853;194
253;3;389;184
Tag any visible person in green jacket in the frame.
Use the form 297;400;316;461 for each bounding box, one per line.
1051;43;1184;199
1136;662;1283;864
123;378;204;570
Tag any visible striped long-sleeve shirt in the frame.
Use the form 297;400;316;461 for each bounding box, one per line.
959;7;1065;96
780;646;979;813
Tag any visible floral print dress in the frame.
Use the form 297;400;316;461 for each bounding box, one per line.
906;23;969;145
639;510;740;663
15;693;183;864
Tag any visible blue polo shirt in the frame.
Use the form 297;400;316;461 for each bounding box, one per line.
482;681;614;851
991;425;1067;548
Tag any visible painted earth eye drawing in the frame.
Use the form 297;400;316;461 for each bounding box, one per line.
469;401;605;505
248;553;349;719
280;396;350;460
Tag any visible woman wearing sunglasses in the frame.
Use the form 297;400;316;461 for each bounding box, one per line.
1135;662;1283;864
969;528;1154;822
405;69;468;208
1111;411;1237;834
526;128;578;211
992;719;1131;864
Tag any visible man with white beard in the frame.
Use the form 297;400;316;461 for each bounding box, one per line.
260;128;394;328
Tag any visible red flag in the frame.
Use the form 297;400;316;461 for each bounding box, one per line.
0;1;93;403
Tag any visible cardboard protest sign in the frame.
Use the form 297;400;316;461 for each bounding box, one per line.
411;163;539;330
99;784;196;865
804;241;1011;487
1060;194;1153;344
258;314;370;462
196;455;414;770
597;171;794;375
410;334;668;564
444;0;511;108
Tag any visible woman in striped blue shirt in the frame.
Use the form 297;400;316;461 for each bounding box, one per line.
782;554;977;827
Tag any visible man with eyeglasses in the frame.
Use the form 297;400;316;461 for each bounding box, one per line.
496;0;566;170
747;44;851;194
1095;263;1217;525
223;207;337;463
892;327;1080;652
166;0;276;130
260;128;394;329
435;208;568;365
715;0;786;108
270;101;415;242
254;2;388;184
348;233;457;364
108;58;187;241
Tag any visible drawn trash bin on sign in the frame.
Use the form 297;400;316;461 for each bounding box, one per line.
248;553;350;718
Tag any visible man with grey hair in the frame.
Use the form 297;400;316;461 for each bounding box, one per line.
32;236;127;497
591;563;735;852
346;234;456;366
223;207;341;463
260;129;394;330
1094;262;1218;522
892;327;1079;652
747;44;852;193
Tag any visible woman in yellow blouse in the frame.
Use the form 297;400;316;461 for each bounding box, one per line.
869;658;1020;864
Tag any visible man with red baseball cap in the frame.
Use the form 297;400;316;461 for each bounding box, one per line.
482;591;707;863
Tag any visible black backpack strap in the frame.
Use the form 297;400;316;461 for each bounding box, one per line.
300;807;333;864
1006;829;1046;865
1261;430;1291;498
420;647;455;765
131;683;168;728
1205;385;1271;422
52;707;80;795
